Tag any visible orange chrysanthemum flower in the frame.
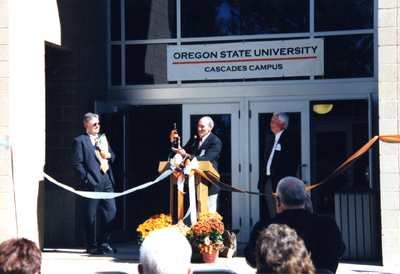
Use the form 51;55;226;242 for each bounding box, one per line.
137;214;172;241
189;211;225;253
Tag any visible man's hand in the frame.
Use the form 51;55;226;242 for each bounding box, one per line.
170;136;186;156
170;136;181;145
100;150;111;159
171;147;186;157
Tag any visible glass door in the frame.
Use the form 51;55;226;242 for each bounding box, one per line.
182;103;242;235
184;100;309;243
248;100;310;233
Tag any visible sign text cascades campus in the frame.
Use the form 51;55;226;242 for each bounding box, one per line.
167;39;324;81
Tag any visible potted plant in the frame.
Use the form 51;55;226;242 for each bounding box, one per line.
137;213;191;245
188;212;225;263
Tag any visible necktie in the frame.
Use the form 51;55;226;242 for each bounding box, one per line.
198;138;202;150
95;136;108;173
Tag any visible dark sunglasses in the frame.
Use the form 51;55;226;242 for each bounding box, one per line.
93;122;101;126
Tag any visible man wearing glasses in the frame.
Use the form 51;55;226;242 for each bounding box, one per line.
72;112;117;255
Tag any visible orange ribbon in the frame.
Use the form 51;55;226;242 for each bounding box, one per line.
172;170;184;179
170;135;400;197
193;135;400;195
199;243;221;254
193;168;248;194
305;135;400;191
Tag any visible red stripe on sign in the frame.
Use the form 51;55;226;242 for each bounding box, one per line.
172;56;317;65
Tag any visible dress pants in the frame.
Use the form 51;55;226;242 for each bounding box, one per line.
83;172;116;249
208;193;219;213
260;177;277;220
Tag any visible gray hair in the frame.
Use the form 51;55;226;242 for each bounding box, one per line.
274;112;289;129
202;116;214;128
139;228;192;274
83;112;99;126
276;176;306;206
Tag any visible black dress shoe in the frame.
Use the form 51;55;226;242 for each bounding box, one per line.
99;246;117;254
86;247;104;255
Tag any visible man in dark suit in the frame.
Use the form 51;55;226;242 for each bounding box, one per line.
258;112;299;220
245;177;345;273
72;112;117;255
172;116;222;212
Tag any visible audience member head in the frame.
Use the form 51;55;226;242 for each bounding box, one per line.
0;238;42;274
138;228;193;274
255;224;314;274
275;176;307;213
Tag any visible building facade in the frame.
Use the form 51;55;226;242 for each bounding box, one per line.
0;0;399;268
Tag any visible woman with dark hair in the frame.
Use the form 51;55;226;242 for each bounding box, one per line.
0;238;42;274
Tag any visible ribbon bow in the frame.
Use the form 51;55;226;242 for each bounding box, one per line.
169;154;199;224
170;154;198;193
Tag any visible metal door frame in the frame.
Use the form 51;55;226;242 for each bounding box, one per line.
247;100;310;238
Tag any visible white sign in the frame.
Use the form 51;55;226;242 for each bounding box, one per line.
167;39;324;81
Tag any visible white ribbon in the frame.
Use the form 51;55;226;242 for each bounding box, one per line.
188;175;197;224
170;154;200;225
43;169;173;199
170;154;185;193
44;154;201;225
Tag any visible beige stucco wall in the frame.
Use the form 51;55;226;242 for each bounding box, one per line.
0;0;11;241
378;0;400;269
0;0;61;248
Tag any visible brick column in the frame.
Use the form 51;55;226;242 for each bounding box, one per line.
378;1;400;268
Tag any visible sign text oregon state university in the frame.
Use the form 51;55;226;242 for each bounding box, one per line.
167;39;324;81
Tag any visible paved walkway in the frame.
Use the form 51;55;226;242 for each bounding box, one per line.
40;242;399;274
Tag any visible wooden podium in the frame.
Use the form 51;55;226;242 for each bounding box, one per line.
158;161;220;221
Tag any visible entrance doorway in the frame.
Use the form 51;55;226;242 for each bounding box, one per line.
182;103;241;233
310;99;371;216
97;97;375;245
100;104;183;242
183;101;310;242
248;100;310;236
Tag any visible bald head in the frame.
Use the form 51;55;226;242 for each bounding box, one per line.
197;116;214;138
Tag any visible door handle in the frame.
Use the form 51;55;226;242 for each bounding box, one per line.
297;164;307;182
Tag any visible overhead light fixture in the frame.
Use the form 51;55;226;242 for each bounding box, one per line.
313;104;333;114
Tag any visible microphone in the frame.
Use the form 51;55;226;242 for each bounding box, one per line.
185;135;197;150
184;135;198;155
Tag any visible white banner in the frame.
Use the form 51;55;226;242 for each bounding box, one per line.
167;39;324;81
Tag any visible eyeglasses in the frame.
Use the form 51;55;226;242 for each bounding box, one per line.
93;122;101;126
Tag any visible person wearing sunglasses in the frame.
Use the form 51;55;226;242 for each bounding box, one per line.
72;112;117;255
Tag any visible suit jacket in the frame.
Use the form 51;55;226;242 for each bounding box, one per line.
72;133;116;191
244;209;345;273
184;132;222;194
258;130;299;192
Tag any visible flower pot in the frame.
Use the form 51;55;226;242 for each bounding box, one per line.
201;249;219;263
